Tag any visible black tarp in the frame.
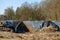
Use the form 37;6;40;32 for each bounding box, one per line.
15;22;29;33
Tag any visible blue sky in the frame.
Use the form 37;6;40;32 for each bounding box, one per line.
0;0;42;15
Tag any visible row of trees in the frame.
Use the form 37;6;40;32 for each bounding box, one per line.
4;0;60;21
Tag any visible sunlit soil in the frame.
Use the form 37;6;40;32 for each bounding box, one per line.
0;26;60;40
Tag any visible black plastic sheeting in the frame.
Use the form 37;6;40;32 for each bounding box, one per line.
23;21;60;31
12;21;43;33
15;22;29;33
7;21;60;33
1;20;60;33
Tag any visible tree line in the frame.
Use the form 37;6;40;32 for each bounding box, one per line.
4;0;60;21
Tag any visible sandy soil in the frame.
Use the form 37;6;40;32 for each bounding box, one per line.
0;26;60;40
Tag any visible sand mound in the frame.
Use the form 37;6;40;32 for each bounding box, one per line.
39;26;57;32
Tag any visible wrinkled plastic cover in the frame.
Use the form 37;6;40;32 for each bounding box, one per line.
23;21;60;31
23;21;44;31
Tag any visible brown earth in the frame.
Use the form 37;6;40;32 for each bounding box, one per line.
0;26;60;40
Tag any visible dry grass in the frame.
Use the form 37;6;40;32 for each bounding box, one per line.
0;27;11;31
0;26;60;40
39;26;58;32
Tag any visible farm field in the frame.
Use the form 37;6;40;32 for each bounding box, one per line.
0;26;60;40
